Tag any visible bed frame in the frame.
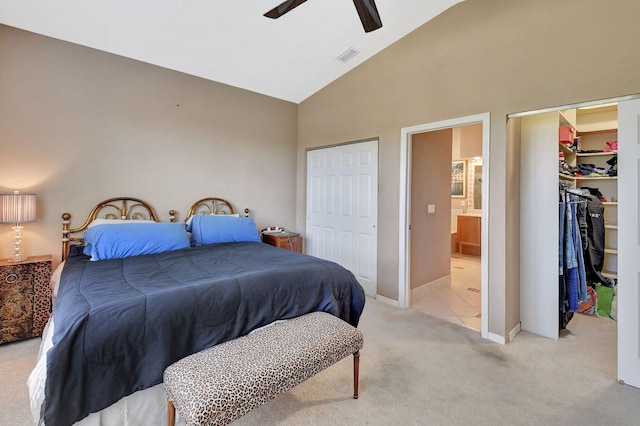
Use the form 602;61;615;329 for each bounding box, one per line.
185;197;236;219
61;196;245;261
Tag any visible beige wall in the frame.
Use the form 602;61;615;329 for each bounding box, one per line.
2;0;639;342
452;123;482;160
297;0;640;338
0;25;298;266
410;129;452;290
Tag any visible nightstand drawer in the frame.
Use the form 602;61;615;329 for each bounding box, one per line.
0;255;52;344
262;232;301;253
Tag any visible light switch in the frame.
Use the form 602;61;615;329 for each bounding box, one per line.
427;204;435;214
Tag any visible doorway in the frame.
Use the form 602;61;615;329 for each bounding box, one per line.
408;125;483;331
399;113;490;339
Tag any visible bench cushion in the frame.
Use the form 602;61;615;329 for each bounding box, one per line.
163;311;363;426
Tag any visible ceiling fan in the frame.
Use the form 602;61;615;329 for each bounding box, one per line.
264;0;383;33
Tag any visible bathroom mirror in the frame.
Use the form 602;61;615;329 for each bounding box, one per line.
473;164;482;209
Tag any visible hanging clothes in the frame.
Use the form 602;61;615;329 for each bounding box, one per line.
583;195;607;283
558;186;589;329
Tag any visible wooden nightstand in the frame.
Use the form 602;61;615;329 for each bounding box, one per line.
262;231;302;253
0;255;53;344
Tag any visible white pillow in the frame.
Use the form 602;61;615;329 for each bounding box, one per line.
185;213;240;227
88;218;156;228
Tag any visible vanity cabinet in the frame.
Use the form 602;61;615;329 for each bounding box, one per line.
457;214;481;256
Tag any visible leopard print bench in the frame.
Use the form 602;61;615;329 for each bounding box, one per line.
163;311;364;426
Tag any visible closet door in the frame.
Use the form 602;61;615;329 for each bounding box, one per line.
519;112;560;339
617;97;640;388
306;140;378;297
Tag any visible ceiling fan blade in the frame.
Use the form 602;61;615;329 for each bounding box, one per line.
264;0;310;19
353;0;383;32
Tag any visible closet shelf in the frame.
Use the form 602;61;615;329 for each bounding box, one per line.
576;151;617;157
575;176;617;181
602;270;618;279
605;223;618;230
559;143;575;156
602;201;618;206
604;248;618;255
558;174;617;182
576;127;617;135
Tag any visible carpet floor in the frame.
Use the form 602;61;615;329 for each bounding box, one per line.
1;296;637;425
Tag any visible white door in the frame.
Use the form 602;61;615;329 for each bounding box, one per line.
306;140;378;296
617;98;640;387
519;112;562;339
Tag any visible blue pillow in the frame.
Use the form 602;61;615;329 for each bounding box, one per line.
83;222;190;261
188;215;260;246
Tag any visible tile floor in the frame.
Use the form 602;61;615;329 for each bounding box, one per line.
411;254;481;331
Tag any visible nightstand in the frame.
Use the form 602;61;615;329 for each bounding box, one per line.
262;231;302;253
0;255;53;344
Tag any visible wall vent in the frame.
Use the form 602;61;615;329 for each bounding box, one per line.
336;48;360;63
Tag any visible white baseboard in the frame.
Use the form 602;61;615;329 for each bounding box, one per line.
508;322;521;342
487;323;520;345
375;294;401;308
487;332;506;345
487;322;521;345
410;275;451;302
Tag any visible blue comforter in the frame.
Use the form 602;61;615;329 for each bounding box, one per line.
44;242;365;426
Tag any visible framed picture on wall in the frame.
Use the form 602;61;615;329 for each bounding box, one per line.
451;161;466;197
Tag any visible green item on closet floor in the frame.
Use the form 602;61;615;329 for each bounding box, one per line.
595;283;613;317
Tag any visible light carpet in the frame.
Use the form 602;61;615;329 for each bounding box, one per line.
1;296;637;425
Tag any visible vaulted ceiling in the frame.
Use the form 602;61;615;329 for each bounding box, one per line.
0;0;463;103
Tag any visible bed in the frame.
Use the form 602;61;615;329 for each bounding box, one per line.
27;197;366;426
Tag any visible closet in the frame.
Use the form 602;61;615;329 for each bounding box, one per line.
519;104;619;339
517;97;640;387
557;106;618;328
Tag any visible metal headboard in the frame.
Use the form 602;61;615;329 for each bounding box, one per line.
61;197;173;260
185;197;236;221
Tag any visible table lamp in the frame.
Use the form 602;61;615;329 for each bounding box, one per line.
0;190;36;262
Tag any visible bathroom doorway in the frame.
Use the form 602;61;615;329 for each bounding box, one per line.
399;113;489;337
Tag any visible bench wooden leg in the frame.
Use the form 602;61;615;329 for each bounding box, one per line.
353;351;360;399
167;399;176;426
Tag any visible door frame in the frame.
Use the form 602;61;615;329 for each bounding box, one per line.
617;97;640;388
399;112;491;340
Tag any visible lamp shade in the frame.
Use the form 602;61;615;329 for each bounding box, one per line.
0;191;37;224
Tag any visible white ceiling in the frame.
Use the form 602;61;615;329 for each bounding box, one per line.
0;0;463;103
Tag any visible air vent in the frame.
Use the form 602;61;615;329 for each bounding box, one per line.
336;48;360;63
